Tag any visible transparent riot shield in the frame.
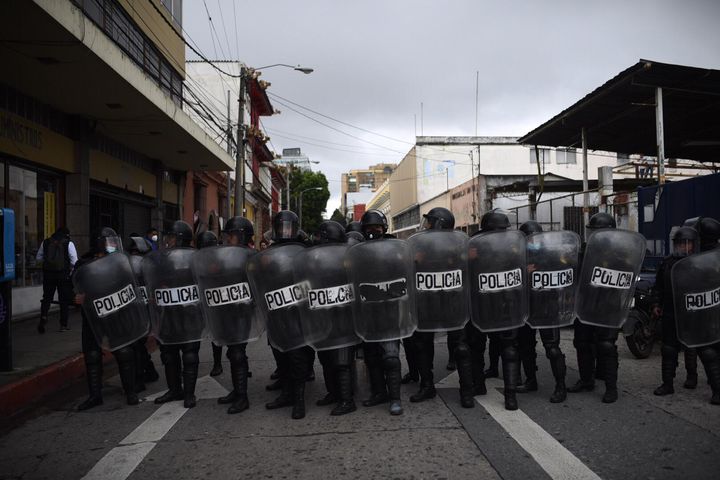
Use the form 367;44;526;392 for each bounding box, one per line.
575;229;646;328
526;231;581;329
128;254;149;306
247;243;308;352
142;248;205;345
468;230;528;332
671;249;720;348
192;245;264;346
72;253;149;351
295;244;360;351
407;229;469;332
346;238;415;342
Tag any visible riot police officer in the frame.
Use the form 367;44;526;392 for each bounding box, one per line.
517;220;570;403
196;231;225;378
208;218;256;414
74;228;140;410
468;211;522;410
405;207;460;403
152;221;203;408
359;209;405;415
568;212;622;403
313;221;359;415
262;211;315;419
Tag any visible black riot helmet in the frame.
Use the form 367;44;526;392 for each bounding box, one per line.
480;210;510;232
223;216;254;246
165;220;193;248
272;210;299;242
422;207;455;230
197;231;218;249
361;209;388;240
316;221;347;245
683;216;720;251
95;227;123;254
672;226;699;257
519;220;543;236
346;231;365;245
345;221;363;234
587;212;616;230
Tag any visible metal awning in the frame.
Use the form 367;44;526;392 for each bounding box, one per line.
518;59;720;163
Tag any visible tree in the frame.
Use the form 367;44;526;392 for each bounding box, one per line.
289;169;330;234
330;209;347;226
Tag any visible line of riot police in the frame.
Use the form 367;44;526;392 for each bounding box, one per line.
70;207;719;419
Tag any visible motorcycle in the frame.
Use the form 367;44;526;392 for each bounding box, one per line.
622;271;661;359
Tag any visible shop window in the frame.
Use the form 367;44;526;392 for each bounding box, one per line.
8;165;59;287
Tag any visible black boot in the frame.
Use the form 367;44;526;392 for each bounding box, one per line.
210;343;223;377
485;335;500;378
548;352;567;403
292;381;306;419
598;339;619;404
266;380;294;409
410;336;436;403
317;362;338;406
567;340;596;393
684;348;698;389
362;364;389;406
516;356;538;394
133;343;147;393
654;346;677;396
155;350;183;404
410;381;437;403
78;352;104;411
698;346;720;405
331;366;356;416
182;360;199;409
456;346;475;408
502;346;519;411
385;357;403;416
115;347;138;406
227;350;250;414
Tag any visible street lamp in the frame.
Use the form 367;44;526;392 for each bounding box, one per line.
299;187;322;230
234;63;313;216
284;159;319;210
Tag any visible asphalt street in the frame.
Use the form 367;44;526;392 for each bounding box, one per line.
1;329;718;480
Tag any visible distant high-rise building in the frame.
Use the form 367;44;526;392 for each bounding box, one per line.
276;147;314;171
340;163;396;212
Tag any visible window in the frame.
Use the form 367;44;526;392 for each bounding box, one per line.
529;147;551;164
556;148;577;165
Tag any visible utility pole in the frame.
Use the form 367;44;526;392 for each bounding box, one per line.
226;90;232;221
234;66;247;216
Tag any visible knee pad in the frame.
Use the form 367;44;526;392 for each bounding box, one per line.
335;347;353;367
698;346;719;364
113;346;134;364
160;347;179;366
181;346;199;367
383;356;400;372
573;337;592;350
544;345;563;361
84;350;103;367
661;344;679;359
454;343;471;361
596;340;617;357
226;345;248;365
502;345;519;363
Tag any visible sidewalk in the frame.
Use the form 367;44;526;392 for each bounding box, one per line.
0;308;110;417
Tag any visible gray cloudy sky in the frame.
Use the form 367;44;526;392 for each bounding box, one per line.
183;0;720;215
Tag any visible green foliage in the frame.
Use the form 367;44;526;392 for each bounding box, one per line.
289;169;330;234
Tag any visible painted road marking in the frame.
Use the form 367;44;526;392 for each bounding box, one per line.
436;373;602;480
81;376;228;480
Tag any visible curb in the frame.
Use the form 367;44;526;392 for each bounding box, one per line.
0;337;158;418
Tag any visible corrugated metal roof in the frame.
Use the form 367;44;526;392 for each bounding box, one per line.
518;60;720;163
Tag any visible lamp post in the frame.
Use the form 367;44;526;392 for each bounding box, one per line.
284;159;319;210
299;187;322;230
234;64;313;216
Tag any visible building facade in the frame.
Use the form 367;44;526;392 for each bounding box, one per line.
1;0;233;314
340;163;396;213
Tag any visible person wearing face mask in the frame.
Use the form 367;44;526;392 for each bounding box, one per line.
73;228;148;410
146;228;160;251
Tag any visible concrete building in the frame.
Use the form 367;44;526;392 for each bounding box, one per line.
388;136;620;238
340;163;396;213
1;0;233;314
184;61;279;238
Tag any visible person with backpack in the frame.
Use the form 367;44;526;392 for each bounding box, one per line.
36;227;77;333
